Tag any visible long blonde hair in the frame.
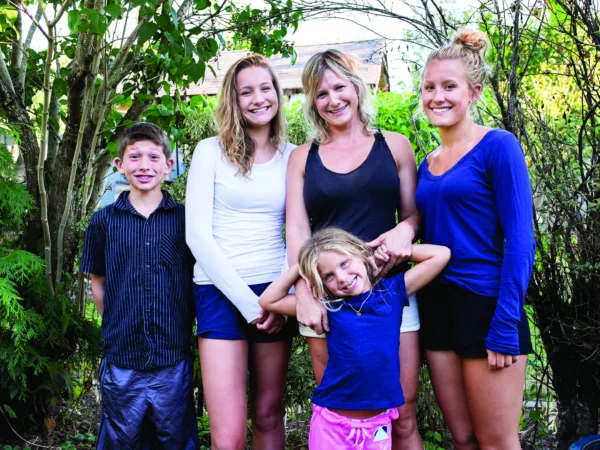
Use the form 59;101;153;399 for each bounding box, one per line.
215;54;287;177
298;228;379;303
301;50;375;144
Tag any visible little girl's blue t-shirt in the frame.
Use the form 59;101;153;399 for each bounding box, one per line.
312;274;406;411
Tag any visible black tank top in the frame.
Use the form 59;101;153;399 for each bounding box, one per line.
303;132;400;242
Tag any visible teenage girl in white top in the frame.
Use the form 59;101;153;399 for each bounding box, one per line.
186;55;295;450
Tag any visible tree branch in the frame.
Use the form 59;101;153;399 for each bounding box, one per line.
0;49;16;98
47;89;61;173
430;0;455;40
10;9;23;69
17;3;42;95
519;5;546;78
13;0;48;40
49;0;71;28
55;35;100;285
38;14;56;295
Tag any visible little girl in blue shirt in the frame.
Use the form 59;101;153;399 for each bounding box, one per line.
259;228;449;449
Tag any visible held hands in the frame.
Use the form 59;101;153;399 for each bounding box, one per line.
253;308;286;334
367;225;413;276
487;349;519;370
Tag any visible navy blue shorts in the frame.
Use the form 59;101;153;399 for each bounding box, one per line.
194;282;298;343
418;279;533;358
97;356;198;449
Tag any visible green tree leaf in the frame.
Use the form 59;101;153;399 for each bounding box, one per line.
67;10;81;32
138;22;159;44
105;4;123;17
3;404;16;419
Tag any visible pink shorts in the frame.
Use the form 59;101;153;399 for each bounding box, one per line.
309;404;399;450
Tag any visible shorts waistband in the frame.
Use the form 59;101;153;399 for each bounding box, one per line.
312;404;399;428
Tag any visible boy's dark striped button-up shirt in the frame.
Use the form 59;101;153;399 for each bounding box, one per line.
81;191;194;371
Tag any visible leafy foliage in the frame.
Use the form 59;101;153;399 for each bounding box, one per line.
285;99;310;146
0;146;101;423
0;0;301;433
374;91;438;162
0;146;35;233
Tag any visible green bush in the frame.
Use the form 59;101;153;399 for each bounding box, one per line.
0;145;101;427
374;91;439;162
285;100;310;146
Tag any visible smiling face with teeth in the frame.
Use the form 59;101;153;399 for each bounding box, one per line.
236;66;279;130
115;140;173;194
314;69;360;130
317;251;371;298
421;58;482;130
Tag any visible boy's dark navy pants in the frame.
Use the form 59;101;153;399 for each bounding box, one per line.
97;356;198;449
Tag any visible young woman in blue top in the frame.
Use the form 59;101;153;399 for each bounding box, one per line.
415;29;535;450
259;228;450;450
286;49;423;449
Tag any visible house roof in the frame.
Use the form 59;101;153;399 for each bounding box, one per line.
182;39;387;96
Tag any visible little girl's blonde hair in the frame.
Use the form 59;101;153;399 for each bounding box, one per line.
298;228;379;302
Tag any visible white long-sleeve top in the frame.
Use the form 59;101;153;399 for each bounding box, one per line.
185;136;295;322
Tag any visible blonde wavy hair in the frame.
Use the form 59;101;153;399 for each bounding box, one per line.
298;228;379;303
301;50;375;144
215;54;286;177
423;28;492;93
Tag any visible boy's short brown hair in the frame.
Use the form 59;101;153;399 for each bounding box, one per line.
117;123;171;160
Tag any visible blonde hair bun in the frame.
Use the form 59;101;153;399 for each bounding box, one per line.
422;27;492;88
452;28;489;55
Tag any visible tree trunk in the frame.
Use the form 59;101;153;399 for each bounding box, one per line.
48;27;98;281
556;397;599;449
0;91;42;252
533;283;600;448
47;90;61;175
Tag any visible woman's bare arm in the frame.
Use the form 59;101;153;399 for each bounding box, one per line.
367;132;421;275
285;144;330;334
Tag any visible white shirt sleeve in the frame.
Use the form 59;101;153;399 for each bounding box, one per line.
185;138;262;323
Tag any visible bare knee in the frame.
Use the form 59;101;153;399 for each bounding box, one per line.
211;430;247;450
392;401;418;439
252;401;284;433
452;431;478;450
476;430;520;450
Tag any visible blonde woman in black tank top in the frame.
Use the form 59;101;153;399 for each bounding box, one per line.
286;50;423;449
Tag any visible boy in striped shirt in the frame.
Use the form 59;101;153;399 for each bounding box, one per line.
81;123;198;449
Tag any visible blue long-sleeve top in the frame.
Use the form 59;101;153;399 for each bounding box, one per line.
415;129;535;355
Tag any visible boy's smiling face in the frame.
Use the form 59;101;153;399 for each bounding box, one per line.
114;140;173;194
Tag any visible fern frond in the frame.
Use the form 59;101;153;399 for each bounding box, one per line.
0;146;36;231
0;250;45;283
0;277;48;400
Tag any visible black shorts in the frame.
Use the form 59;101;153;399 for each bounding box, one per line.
418;279;533;358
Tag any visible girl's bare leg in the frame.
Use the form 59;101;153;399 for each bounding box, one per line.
198;337;249;450
463;356;527;450
392;331;424;450
249;340;293;450
426;350;478;450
